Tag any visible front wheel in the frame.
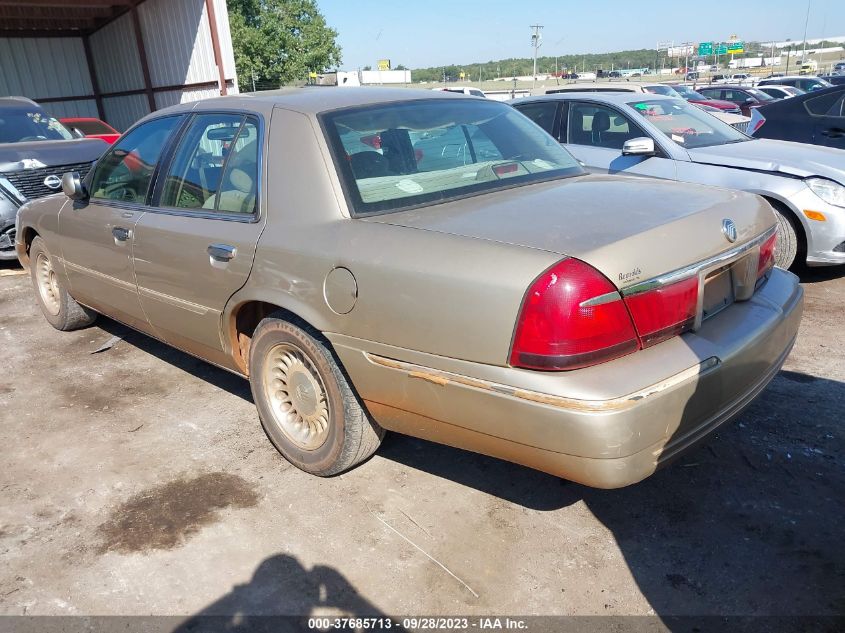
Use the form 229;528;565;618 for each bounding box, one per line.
773;208;800;270
29;236;97;331
249;316;384;476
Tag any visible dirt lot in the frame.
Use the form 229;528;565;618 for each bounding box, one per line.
1;259;843;626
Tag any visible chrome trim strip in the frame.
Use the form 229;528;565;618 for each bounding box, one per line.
63;260;136;292
364;352;720;413
622;226;777;297
139;286;218;315
579;290;622;308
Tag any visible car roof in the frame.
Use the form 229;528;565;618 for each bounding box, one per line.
512;92;676;105
699;84;754;89
153;87;466;119
0;96;39;108
545;82;647;92
761;75;819;80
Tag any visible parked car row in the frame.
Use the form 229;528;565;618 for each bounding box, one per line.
9;82;845;489
512;88;845;270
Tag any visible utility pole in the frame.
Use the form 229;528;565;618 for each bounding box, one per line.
530;24;543;89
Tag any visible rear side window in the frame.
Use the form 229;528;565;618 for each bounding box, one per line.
159;113;260;215
322;99;584;216
89;116;182;204
805;92;845;116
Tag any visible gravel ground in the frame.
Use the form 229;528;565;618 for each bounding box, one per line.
1;259;843;627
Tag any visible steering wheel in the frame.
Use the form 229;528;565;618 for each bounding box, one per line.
103;182;138;202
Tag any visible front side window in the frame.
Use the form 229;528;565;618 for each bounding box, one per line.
567;102;640;149
89;116;182;203
0;107;74;143
322;99;584;216
630;98;748;148
159;113;259;214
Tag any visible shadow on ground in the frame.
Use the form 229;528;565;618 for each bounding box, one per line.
173;554;388;632
94;317;252;403
796;264;845;284
379;369;845;622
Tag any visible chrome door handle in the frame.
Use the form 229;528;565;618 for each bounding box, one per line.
208;243;237;262
112;227;131;242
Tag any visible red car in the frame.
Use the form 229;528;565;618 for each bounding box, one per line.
60;117;121;145
667;84;743;115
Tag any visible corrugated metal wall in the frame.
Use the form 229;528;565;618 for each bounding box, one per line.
0;37;98;119
0;0;237;132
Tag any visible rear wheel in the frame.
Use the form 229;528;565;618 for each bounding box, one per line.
29;236;97;330
249;315;384;476
773;207;800;270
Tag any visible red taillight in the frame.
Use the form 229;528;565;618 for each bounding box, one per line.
493;163;519;176
757;232;777;279
510;259;639;371
624;277;699;348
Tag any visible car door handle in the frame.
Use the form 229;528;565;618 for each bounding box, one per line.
208;243;237;262
112;227;131;242
821;128;845;138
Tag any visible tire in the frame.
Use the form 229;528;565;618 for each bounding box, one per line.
29;236;97;331
248;315;384;476
773;207;800;270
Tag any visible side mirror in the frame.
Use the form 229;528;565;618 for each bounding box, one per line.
62;171;87;201
622;137;656;156
744;98;757;105
70;127;86;139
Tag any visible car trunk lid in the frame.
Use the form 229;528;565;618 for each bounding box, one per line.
364;173;774;293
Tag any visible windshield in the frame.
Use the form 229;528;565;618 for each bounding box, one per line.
0;107;74;143
671;84;707;100
630;98;749;149
70;119;116;135
744;88;775;101
643;85;681;97
322;99;585;216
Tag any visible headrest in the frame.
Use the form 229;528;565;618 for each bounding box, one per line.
229;167;253;193
592;111;611;132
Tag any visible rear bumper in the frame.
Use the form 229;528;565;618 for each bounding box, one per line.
331;268;803;488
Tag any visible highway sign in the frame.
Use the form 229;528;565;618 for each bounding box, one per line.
715;44;728;55
698;42;713;55
727;41;744;54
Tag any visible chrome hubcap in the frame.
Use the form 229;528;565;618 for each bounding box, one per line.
35;252;61;316
262;342;330;450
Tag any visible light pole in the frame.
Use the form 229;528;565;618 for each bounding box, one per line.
530;24;543;89
801;0;811;62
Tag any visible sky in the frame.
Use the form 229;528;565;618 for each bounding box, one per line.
318;0;845;69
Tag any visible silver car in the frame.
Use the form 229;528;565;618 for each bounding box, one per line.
511;92;845;268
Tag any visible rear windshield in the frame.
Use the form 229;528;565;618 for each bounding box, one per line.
70;119;116;135
321;99;584;216
0;107;74;143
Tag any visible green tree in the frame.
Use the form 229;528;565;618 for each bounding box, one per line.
228;0;341;90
